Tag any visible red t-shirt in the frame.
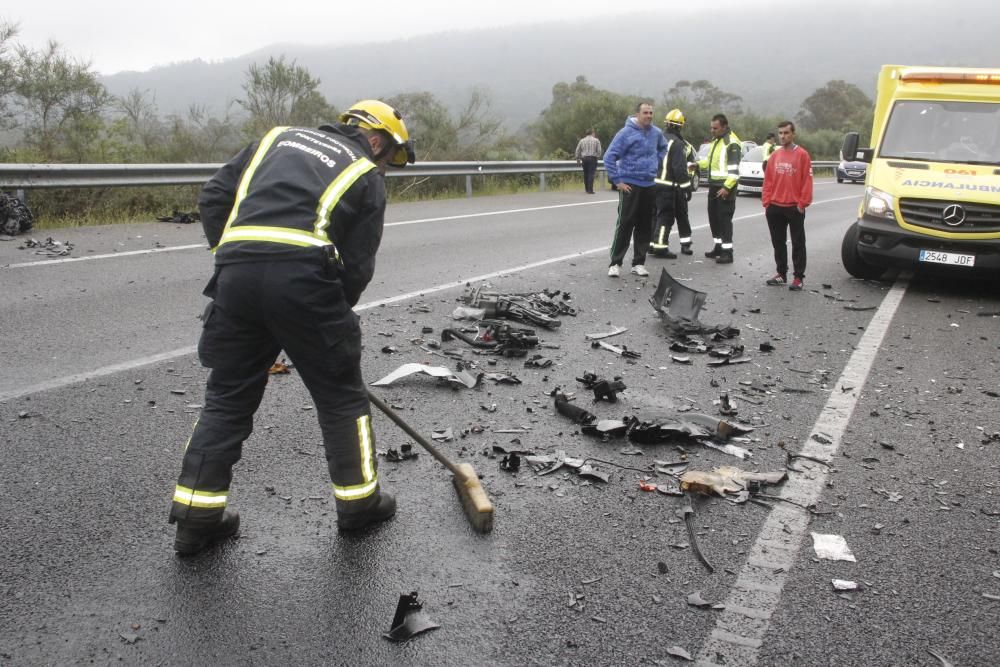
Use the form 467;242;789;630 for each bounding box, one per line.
762;145;813;209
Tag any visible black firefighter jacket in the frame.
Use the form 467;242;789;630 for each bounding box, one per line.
198;123;386;307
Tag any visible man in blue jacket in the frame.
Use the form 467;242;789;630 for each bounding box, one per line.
604;101;668;277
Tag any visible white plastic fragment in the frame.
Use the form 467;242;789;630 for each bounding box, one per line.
811;533;857;562
832;579;859;591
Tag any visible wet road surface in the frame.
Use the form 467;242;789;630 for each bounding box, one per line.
2;183;998;665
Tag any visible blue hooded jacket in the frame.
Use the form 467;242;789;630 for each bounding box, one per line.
604;117;668;187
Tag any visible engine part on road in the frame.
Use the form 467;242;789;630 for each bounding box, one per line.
0;193;34;236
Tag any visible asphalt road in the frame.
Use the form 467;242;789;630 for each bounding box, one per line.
1;182;998;666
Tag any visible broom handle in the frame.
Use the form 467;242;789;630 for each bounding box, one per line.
366;389;462;477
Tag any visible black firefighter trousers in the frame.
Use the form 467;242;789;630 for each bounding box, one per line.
707;185;736;249
169;252;381;527
651;185;691;251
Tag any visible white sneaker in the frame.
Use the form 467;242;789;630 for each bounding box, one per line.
630;264;649;277
607;265;620;277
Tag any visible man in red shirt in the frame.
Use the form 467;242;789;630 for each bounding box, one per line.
761;121;813;291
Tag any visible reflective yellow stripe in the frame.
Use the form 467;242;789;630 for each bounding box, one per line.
356;414;376;482
218;226;331;248
333;478;378;501
215;126;288;251
173;485;228;508
314;158;376;238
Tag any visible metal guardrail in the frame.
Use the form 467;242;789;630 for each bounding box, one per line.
0;160;839;198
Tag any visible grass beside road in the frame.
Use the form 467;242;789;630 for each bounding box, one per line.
26;174;591;230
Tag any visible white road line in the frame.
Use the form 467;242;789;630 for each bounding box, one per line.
0;246;608;402
0;191;860;401
4;244;206;269
3;185;853;270
383;198;616;227
694;275;911;667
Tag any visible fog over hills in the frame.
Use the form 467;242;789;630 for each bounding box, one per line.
101;3;1000;127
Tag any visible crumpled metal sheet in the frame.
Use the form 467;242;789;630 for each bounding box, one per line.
371;363;481;389
625;412;752;444
649;268;707;322
383;592;440;642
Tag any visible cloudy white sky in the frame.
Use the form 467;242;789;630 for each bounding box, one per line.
5;0;763;75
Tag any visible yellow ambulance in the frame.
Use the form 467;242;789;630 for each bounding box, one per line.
841;65;1000;279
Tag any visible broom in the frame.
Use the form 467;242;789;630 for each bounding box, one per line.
367;389;494;533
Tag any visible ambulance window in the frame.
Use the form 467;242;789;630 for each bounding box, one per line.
881;100;1000;165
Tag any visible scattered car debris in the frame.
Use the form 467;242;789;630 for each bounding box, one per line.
500;453;521;472
430;428;454;442
385;444;417;462
383;592;440;642
371;363;482;389
927;649;955;667
577;465;610;483
268;359;293;374
20;237;73;257
483;372;521;385
155;209;200;224
717;393;737;416
442;320;539;356
591;340;641;359
681;499;715;573
649;268;706;324
381;345;399;354
553;391;596;426
701;441;752;460
759;342;775;352
706;356;751;367
686;591;723;609
680;467;786;500
671;355;692;364
1;193;34;235
811;533;856;562
585;326;628;340
577;372;626;402
625;412;753;445
844;304;877;311
523;354;553;368
459;285;574;329
665;646;694;662
831;579;859;591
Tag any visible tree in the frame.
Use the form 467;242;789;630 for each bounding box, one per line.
533;76;633;158
113;88;163;158
385;88;508;161
0;19;17;130
237;56;335;136
14;40;110;160
796;80;873;136
664;80;743;116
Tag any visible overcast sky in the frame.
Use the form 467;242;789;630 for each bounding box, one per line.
5;0;765;75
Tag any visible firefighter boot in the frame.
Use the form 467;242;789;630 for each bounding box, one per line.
173;510;240;556
680;242;693;255
716;249;734;264
704;244;722;259
337;492;397;532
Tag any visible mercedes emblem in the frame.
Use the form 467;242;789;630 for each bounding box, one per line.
942;204;966;226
